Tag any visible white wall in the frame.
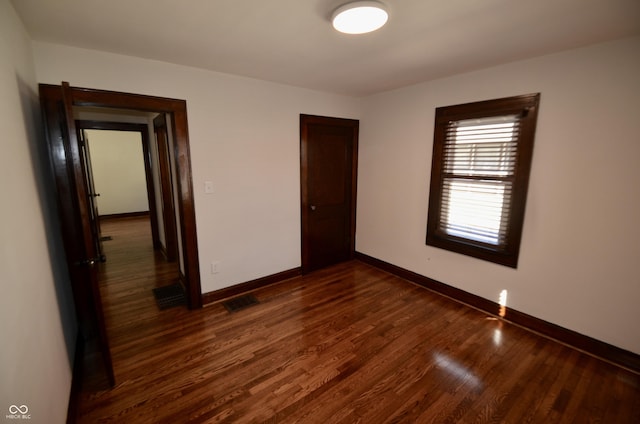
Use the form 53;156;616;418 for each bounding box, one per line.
357;36;640;354
85;129;149;216
0;1;76;422
33;42;363;293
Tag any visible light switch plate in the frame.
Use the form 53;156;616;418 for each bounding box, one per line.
211;261;220;274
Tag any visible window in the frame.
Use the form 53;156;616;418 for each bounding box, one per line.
426;93;540;268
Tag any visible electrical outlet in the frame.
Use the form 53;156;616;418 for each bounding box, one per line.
211;261;220;274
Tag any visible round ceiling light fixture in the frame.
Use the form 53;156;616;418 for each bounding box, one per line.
332;1;389;35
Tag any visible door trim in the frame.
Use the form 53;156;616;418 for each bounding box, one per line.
153;114;179;262
300;114;359;274
40;83;202;308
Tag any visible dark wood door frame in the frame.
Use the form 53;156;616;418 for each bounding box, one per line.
300;114;359;273
76;120;161;252
153;114;179;262
40;83;202;309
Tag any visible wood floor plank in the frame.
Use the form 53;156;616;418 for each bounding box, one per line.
75;216;640;423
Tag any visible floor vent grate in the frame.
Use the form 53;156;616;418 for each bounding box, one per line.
223;294;260;313
152;283;187;310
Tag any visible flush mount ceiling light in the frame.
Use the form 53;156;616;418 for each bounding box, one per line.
332;1;389;35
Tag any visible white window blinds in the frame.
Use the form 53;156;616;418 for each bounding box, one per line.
440;115;520;246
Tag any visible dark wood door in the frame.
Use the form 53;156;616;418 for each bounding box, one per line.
40;82;116;386
78;129;105;262
300;114;359;273
154;113;179;262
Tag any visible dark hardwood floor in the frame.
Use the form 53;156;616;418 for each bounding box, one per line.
75;216;640;423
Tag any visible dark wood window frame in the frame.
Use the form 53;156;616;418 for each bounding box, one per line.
426;93;540;268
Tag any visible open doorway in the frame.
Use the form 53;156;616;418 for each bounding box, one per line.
75;117;180;268
39;83;202;387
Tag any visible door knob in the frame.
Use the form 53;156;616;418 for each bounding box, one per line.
75;258;99;267
310;205;316;211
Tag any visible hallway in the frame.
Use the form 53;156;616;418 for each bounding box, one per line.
98;215;181;326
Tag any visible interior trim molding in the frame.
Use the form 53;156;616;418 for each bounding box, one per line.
178;270;187;287
202;268;302;306
354;251;640;374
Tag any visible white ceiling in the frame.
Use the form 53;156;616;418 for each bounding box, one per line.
11;0;640;97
